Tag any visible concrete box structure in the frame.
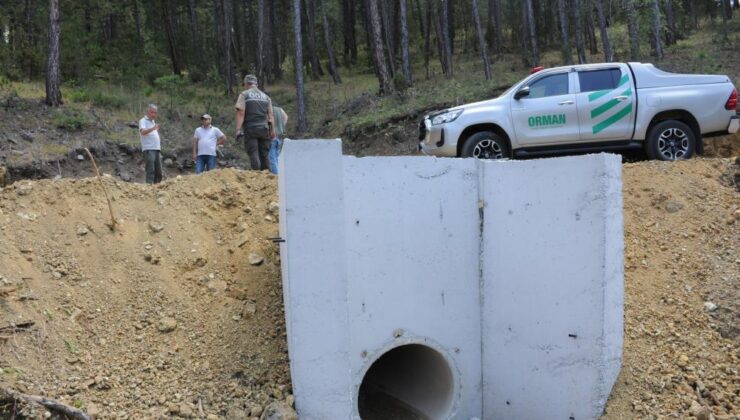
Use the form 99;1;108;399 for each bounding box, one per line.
278;140;623;420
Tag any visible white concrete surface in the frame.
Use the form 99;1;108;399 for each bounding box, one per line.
278;140;623;420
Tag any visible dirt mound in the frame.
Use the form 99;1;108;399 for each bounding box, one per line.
0;158;738;419
0;169;289;419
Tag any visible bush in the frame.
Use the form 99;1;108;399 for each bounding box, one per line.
90;91;126;109
53;108;88;130
69;89;90;103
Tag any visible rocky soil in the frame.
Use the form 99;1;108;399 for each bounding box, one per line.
0;157;738;419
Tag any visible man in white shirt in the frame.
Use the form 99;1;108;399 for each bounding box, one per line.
192;114;226;174
139;104;162;184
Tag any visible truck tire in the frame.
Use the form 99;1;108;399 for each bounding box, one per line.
461;131;510;159
646;120;696;161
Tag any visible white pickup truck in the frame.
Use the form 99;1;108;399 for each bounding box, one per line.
419;62;739;160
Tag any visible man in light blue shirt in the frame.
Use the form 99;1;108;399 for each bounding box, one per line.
139;104;162;184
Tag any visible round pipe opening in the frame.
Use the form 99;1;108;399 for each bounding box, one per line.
358;344;455;420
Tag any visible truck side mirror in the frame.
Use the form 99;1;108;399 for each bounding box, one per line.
514;86;530;100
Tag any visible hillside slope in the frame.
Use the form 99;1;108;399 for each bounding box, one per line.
0;158;738;419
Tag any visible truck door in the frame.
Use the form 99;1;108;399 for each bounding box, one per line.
576;67;636;142
511;71;580;147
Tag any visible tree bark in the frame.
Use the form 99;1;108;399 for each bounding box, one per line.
651;0;663;59
292;0;308;132
594;0;613;61
303;0;324;79
626;0;640;60
399;0;412;85
424;0;432;79
573;0;587;63
439;0;453;76
366;0;393;93
471;0;492;80
132;0;142;41
342;0;357;65
188;0;205;68
524;0;539;67
584;0;599;54
257;0;266;83
664;0;677;45
45;0;62;106
320;0;342;83
379;0;396;77
557;0;572;64
162;0;182;75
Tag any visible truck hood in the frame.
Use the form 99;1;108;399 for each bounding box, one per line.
632;63;731;89
428;96;505;116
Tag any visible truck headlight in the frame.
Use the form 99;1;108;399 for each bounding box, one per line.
431;110;463;125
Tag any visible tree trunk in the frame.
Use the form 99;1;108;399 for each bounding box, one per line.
686;0;698;30
399;0;412;85
257;0;266;83
305;0;324;79
664;0;676;45
342;0;357;65
292;0;308;132
222;0;234;93
573;0;587;63
439;0;453;76
188;0;205;68
367;0;393;93
584;0;599;54
320;0;342;83
594;0;613;61
626;0;640;60
162;0;182;75
651;0;663;59
524;0;539;67
557;0;572;64
424;0;432;79
132;0;142;41
45;0;62;106
471;0;492;80
379;0;396;77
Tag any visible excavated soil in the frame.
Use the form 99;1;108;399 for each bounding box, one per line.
0;158;738;419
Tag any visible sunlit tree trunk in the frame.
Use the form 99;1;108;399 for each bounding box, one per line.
45;0;62;106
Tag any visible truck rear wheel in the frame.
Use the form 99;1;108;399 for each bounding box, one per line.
461;131;510;160
646;120;696;161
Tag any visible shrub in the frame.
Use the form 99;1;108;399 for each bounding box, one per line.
69;89;90;103
90;90;126;109
53;109;88;130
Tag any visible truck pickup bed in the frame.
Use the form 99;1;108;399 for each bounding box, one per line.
419;63;739;161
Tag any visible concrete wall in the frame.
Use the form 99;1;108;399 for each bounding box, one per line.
278;140;623;420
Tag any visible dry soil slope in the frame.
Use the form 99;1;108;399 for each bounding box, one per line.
0;159;738;419
0;169;289;419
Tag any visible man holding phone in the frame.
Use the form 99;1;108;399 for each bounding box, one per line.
139;104;162;184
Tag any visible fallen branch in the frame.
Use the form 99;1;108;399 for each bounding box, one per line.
2;392;91;420
83;148;117;231
0;321;35;334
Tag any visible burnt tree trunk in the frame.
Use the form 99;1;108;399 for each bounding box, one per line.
651;0;663;59
664;0;677;45
472;0;492;80
594;0;613;61
626;0;640;60
162;0;182;75
367;0;393;93
342;0;357;65
439;0;453;76
524;0;539;66
573;0;587;63
400;0;412;85
293;0;308;132
320;0;342;83
45;0;62;106
557;0;573;64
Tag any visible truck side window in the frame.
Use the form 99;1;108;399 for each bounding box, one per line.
578;68;622;92
527;73;569;99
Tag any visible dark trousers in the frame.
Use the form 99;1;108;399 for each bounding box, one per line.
143;150;162;184
243;126;271;171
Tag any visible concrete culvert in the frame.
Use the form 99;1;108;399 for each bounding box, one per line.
358;344;455;420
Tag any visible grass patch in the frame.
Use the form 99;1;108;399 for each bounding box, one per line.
53;108;88;130
64;339;79;354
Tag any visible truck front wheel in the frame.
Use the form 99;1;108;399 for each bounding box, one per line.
461;131;510;159
646;120;696;161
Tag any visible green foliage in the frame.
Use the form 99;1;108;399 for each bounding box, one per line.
53;109;89;130
69;89;90;103
393;73;411;93
73;400;85;409
64;339;80;354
